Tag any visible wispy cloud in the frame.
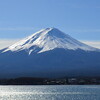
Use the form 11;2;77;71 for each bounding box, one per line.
0;27;100;33
0;39;19;50
81;40;100;49
68;29;100;33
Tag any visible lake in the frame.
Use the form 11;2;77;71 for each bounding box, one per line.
0;85;100;100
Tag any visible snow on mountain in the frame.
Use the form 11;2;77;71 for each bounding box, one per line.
2;28;99;54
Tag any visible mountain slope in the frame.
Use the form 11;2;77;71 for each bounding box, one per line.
0;28;100;78
2;28;99;54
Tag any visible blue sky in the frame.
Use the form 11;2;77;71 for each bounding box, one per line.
0;0;100;49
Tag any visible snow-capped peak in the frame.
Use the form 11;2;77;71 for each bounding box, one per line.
3;28;99;54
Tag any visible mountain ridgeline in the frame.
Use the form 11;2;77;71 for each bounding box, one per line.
0;28;100;78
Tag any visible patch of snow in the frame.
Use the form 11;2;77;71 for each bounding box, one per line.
2;28;99;54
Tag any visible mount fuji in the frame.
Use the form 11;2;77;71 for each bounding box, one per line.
0;28;100;78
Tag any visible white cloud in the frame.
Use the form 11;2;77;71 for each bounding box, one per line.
0;39;19;50
81;40;100;49
68;29;100;33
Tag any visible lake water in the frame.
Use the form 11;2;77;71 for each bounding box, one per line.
0;85;100;100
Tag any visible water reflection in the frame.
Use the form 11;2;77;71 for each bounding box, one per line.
0;85;99;100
